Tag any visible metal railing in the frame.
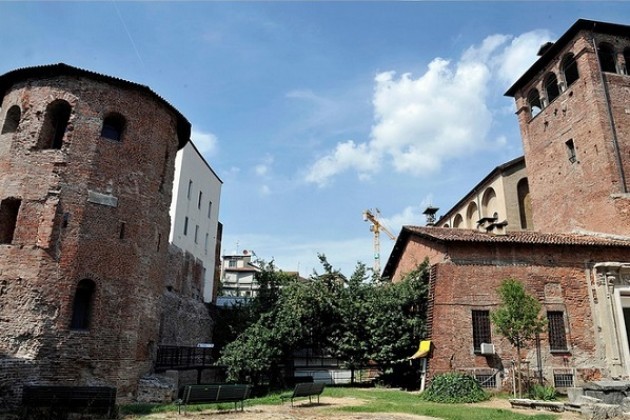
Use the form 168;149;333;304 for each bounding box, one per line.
155;345;214;371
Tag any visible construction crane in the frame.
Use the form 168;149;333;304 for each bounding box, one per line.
363;208;397;274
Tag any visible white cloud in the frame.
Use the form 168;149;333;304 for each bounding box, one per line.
305;29;549;187
255;154;274;176
259;185;271;196
191;128;218;156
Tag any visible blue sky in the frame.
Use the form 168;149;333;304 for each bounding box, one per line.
2;2;629;277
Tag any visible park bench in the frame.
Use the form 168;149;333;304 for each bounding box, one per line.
280;382;325;407
177;383;252;413
21;385;117;419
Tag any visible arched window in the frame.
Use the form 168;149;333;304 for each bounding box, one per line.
1;105;21;134
481;188;497;219
466;202;478;229
453;214;463;228
527;88;542;118
70;279;96;330
562;53;579;87
100;112;126;141
517;178;532;230
598;43;616;73
624;48;630;75
545;73;560;103
38;100;71;149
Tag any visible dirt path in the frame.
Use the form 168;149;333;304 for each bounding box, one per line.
126;396;583;419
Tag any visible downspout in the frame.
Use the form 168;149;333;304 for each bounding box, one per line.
592;32;629;193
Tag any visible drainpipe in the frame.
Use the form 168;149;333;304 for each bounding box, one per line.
592;33;628;193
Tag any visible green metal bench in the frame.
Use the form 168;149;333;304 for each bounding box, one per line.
177;384;252;413
21;385;117;418
280;382;325;407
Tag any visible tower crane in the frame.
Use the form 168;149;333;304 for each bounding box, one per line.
363;208;397;274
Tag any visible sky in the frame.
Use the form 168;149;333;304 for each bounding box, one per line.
2;1;629;278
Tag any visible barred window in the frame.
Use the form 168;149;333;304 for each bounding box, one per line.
548;311;568;351
472;310;491;352
475;373;497;389
553;370;574;387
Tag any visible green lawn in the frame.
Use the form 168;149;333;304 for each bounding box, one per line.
122;386;559;419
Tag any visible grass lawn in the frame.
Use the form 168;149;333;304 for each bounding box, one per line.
122;386;559;419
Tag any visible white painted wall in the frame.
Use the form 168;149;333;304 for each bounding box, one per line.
169;141;222;302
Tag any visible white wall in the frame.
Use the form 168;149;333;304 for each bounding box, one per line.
169;141;222;302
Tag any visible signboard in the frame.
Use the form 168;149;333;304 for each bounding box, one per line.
197;343;214;348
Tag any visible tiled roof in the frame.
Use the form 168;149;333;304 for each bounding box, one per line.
0;63;190;149
382;226;630;279
404;226;630;247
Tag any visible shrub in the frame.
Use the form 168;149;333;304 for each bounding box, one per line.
420;372;490;403
528;384;557;401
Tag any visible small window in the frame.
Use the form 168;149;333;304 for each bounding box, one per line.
187;180;193;200
119;221;126;239
625;48;630;75
204;233;209;254
2;105;21;134
0;198;21;244
527;89;542;118
598;43;617;73
562;53;579;87
565;139;577;163
553;370;574;387
100;113;125;141
548;311;568;351
183;216;188;235
474;373;497;389
208;201;212;219
70;279;95;330
194;225;199;244
198;191;203;209
472;310;491;353
545;73;560;103
38;100;71;149
228;259;237;268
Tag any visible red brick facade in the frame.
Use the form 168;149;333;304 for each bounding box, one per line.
0;64;194;403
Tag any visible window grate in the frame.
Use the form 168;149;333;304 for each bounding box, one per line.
554;372;574;388
472;310;491;352
547;311;568;351
475;374;497;389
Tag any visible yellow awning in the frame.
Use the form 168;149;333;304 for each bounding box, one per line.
409;340;431;359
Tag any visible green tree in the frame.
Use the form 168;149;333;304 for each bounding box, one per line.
490;278;546;397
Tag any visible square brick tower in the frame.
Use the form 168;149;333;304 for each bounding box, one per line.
0;64;190;403
506;19;630;236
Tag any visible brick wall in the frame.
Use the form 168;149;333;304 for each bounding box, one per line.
392;233;630;387
0;72;180;402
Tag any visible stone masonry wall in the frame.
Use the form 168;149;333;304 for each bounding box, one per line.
0;71;181;404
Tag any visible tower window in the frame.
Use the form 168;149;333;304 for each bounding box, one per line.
545;73;560;103
38;100;71;149
1;105;21;134
183;216;189;235
0;198;20;244
70;279;95;330
527;88;542;118
100;113;125;141
562;53;579;87
194;225;199;244
198;191;203;209
624;48;630;75
187;180;193;199
565;139;577;163
208;201;212;219
598;43;617;73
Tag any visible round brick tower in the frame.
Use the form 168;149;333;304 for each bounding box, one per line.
0;63;190;402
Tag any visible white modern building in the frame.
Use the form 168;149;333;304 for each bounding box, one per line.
220;250;261;297
169;141;222;303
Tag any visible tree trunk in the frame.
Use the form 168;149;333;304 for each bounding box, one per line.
516;342;522;398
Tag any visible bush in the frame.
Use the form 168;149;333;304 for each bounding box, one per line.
420;372;490;403
528;384;557;401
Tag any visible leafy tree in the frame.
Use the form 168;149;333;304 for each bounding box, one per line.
491;278;546;397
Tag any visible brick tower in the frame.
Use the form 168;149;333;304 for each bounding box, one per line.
0;64;190;402
506;19;630;236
